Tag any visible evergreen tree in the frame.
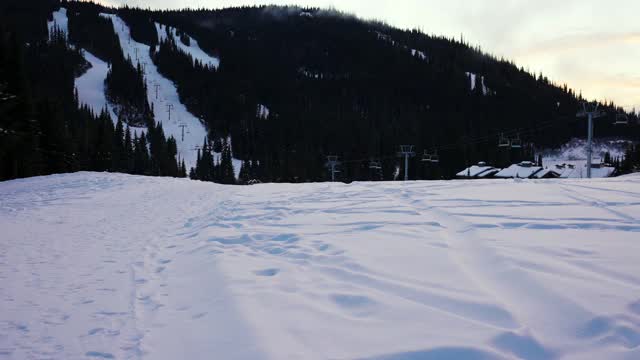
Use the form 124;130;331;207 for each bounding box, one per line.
219;138;235;184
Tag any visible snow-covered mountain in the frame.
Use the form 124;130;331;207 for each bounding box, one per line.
48;7;241;174
2;172;640;359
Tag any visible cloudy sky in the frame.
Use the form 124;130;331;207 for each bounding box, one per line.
98;0;639;112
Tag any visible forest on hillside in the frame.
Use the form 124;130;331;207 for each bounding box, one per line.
1;0;639;182
0;0;185;181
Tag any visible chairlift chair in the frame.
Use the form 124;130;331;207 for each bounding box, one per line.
421;150;432;162
498;133;510;148
614;113;629;125
369;159;382;170
429;150;440;163
422;150;439;163
511;135;522;149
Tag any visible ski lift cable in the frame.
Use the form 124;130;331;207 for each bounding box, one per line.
327;106;627;165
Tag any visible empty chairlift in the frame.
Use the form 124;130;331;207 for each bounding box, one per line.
369;159;382;170
369;158;383;181
421;150;440;163
614;113;629;125
510;135;523;149
498;133;511;148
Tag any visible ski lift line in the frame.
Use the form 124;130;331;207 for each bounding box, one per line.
329;115;590;165
337;120;554;164
322;105;621;166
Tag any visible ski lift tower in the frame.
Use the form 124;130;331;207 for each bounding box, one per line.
397;145;415;181
179;122;188;141
154;83;161;100
166;104;174;121
577;102;606;178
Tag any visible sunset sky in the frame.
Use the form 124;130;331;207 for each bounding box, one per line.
97;0;640;112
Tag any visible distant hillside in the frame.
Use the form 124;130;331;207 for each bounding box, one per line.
1;0;639;182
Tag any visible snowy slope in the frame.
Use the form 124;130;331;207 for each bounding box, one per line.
49;9;114;120
155;23;219;69
99;13;208;171
91;13;242;175
47;8;68;39
466;72;491;95
49;8;145;137
2;173;640;359
75;50;119;121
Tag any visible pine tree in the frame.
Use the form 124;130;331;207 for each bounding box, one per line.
113;117;125;171
180;159;187;178
238;160;250;184
219;138;235;184
124;126;133;172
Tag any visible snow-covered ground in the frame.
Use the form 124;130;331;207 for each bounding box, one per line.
2;172;640;359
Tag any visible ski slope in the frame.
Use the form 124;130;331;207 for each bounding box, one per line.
91;13;241;175
99;13;208;171
75;50;119;121
47;8;68;39
49;8;141;130
2;173;640;359
48;7;239;174
155;23;219;69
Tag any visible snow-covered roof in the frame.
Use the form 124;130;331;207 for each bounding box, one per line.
533;168;561;179
457;164;501;178
477;168;500;178
495;162;543;179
